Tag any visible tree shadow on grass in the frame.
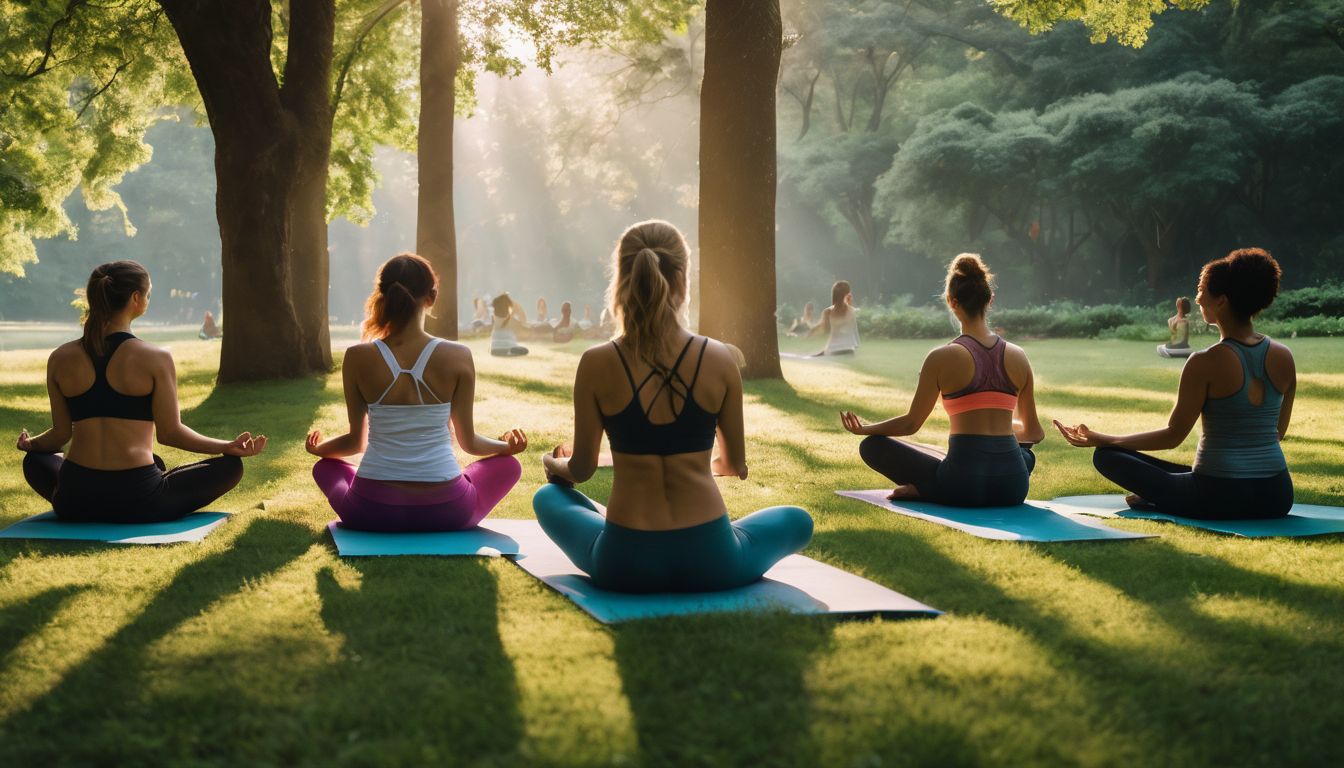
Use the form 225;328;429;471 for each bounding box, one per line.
0;585;86;663
815;528;1344;764
0;517;312;764
310;557;523;765
613;612;833;767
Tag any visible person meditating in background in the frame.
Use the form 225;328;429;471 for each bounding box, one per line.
841;254;1045;507
198;309;222;340
1157;296;1194;358
307;253;527;532
17;261;265;522
1055;248;1295;519
553;301;576;343
811;281;859;356
490;293;529;356
787;302;817;336
533;219;813;592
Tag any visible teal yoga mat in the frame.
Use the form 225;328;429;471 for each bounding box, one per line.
498;519;941;624
836;490;1154;542
1047;494;1344;538
0;511;229;544
327;519;523;556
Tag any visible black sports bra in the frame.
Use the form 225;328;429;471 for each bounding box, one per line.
602;336;718;456
65;332;155;422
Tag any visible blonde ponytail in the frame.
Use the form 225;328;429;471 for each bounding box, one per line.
608;220;691;368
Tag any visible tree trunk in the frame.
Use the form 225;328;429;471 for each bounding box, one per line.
698;0;783;379
158;0;334;382
417;0;459;339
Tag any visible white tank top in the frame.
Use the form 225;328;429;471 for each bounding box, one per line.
491;320;519;351
825;307;859;354
356;338;462;482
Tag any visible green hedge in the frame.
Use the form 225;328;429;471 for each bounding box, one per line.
782;284;1343;339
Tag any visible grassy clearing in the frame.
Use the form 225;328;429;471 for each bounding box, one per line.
1;336;1341;766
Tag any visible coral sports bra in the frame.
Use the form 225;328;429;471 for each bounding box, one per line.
65;333;155;422
602;336;719;456
941;335;1019;416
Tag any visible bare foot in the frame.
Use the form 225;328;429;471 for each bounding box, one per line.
1125;493;1157;511
886;485;921;501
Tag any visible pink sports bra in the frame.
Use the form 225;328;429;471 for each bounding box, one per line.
941;335;1019;417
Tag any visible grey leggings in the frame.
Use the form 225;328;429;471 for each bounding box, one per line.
859;434;1036;507
1092;447;1292;520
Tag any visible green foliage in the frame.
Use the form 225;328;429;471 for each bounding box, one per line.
989;0;1210;47
1258;314;1344;337
1264;283;1344;320
0;0;194;275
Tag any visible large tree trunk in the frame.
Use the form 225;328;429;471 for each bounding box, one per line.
698;0;784;379
158;0;334;382
417;0;459;339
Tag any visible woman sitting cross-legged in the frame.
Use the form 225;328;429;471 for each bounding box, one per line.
1157;296;1194;358
307;253;527;532
17;261;265;523
1055;248;1295;520
840;253;1045;507
533;219;813;593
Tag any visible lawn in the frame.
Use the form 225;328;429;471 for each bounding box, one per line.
1;335;1341;766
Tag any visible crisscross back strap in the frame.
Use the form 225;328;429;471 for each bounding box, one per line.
643;336;697;420
371;338;445;405
611;341;639;394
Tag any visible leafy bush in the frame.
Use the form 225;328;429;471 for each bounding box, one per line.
1258;315;1344;337
1262;284;1344;320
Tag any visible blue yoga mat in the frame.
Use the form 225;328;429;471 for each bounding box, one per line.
836;490;1154;542
1047;494;1344;538
0;511;230;545
327;519;523;556
498;519;941;624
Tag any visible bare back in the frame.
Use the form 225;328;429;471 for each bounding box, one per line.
578;332;740;530
49;338;160;470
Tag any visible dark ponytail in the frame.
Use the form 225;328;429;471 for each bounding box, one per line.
81;261;150;358
362;252;438;340
945;253;993;318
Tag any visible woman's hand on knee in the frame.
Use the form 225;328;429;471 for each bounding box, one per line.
1053;420;1108;448
498;428;528;456
224;432;268;457
16;428;32;452
840;411;873;436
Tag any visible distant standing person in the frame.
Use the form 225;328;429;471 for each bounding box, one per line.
1157;296;1194;358
18;261;265;522
490;293;529;356
1056;248;1296;519
811;281;858;356
307;253;527;531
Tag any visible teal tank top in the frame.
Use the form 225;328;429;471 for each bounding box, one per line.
1193;337;1287;479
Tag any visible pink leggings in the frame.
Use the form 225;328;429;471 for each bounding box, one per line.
312;455;522;532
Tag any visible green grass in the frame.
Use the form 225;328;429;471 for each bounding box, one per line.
1;336;1342;766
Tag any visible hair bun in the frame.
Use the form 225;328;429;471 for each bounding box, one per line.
953;254;985;278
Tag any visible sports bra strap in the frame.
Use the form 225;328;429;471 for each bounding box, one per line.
611;341;639;393
687;337;710;390
643;336;697;419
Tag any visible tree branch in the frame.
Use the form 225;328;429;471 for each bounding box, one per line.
73;60;130;120
332;0;412;116
11;0;89;80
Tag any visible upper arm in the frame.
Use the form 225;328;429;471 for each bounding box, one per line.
1010;346;1044;437
570;349;606;464
904;348;946;429
341;347;369;440
149;348;183;434
712;343;746;458
1166;351;1210;440
1272;343;1296;438
45;350;73;440
448;347;478;441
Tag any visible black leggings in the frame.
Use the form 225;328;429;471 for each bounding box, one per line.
859;434;1036;507
22;452;244;523
1092;447;1292;520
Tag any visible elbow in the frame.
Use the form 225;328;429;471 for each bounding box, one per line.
568;460;597;484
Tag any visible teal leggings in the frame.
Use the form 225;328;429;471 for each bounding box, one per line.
532;485;813;593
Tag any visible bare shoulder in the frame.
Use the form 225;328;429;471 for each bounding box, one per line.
1266;338;1295;364
126;338;174;369
432;338;473;364
925;341;963;365
342;341;377;367
697;337;739;371
48;340;83;365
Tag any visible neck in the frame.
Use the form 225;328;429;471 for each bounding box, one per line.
1216;315;1255;342
959;315;991;338
104;313;134;335
385;314;427;343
